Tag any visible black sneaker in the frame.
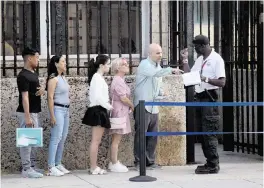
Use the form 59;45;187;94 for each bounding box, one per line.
133;163;139;171
196;163;208;169
147;164;162;170
195;165;220;174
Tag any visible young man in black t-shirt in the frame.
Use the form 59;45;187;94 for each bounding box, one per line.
17;47;45;178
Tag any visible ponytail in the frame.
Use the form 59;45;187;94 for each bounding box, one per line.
87;55;110;85
88;58;96;85
46;55;62;90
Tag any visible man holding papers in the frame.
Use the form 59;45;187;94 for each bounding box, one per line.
180;35;226;174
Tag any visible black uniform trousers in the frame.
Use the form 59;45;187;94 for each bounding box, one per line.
195;89;220;167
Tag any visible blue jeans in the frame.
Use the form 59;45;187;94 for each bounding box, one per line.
48;106;70;167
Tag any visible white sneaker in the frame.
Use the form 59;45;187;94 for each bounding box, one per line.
47;167;64;176
108;161;129;173
56;164;70;174
22;168;43;178
90;166;107;175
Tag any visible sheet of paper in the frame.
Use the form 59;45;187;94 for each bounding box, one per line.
181;71;201;86
155;96;166;100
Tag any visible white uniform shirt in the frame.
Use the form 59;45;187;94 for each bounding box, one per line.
191;49;226;93
89;73;112;110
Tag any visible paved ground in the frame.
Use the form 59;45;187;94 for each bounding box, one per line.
1;144;263;188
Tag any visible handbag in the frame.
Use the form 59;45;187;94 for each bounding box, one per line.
109;97;127;130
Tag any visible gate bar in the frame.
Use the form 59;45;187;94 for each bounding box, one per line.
1;1;6;76
257;1;263;156
13;1;17;76
222;1;235;151
250;1;256;154
185;1;195;164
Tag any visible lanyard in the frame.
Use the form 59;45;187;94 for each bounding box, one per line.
200;60;207;75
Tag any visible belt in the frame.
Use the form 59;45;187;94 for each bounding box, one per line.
54;103;70;108
195;89;218;102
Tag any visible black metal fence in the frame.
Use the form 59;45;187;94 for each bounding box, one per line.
1;1;40;76
221;1;263;156
1;1;223;77
1;1;143;76
169;1;263;160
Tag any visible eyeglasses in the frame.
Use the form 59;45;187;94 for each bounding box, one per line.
121;58;128;66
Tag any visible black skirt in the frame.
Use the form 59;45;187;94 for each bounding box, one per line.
82;105;111;129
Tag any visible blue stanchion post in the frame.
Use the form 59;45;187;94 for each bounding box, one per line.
129;100;157;182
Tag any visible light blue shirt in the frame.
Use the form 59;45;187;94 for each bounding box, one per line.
133;57;172;114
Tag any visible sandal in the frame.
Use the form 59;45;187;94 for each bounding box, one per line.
90;166;107;175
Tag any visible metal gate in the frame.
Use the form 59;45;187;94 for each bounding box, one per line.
221;1;263;156
169;1;263;163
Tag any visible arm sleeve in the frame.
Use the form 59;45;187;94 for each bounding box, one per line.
190;60;201;72
114;79;127;98
158;77;164;96
17;75;29;92
137;61;172;77
90;75;112;110
215;58;226;78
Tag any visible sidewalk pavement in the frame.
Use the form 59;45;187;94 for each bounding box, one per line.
1;144;263;188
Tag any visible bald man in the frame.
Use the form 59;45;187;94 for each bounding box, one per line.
133;43;181;170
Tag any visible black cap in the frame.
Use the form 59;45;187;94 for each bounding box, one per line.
192;35;210;45
22;47;39;58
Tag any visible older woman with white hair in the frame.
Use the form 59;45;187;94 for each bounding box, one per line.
108;58;134;173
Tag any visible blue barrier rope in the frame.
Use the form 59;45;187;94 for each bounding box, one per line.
145;131;264;136
144;102;264;107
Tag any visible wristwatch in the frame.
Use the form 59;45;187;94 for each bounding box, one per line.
205;77;209;83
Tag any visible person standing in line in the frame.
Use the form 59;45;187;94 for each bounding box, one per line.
179;35;226;174
82;54;112;175
108;58;134;173
46;55;71;176
16;47;45;178
133;43;183;170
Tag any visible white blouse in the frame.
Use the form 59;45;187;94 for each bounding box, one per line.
89;73;112;110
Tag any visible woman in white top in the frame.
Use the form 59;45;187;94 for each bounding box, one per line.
82;54;112;175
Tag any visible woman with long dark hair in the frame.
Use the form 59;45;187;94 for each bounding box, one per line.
46;55;70;176
82;54;112;175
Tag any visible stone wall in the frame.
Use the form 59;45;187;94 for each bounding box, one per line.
1;75;186;173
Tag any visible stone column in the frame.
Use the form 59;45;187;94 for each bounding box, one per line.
156;76;186;165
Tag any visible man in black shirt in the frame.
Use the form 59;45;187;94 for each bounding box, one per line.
16;47;45;178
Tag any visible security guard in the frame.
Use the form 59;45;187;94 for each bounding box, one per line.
180;35;226;174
